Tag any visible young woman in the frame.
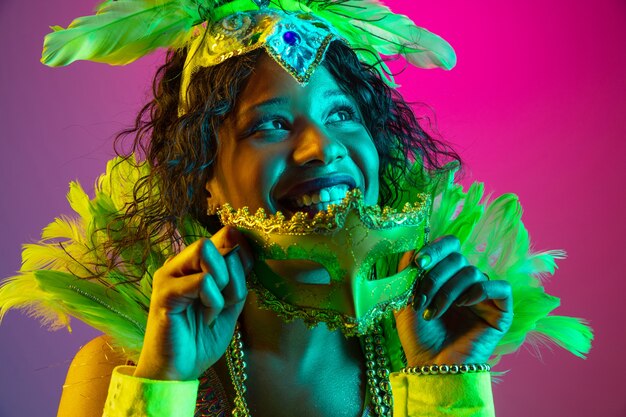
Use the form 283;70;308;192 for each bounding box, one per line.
0;2;592;416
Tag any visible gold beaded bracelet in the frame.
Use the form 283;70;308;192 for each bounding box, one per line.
402;363;491;375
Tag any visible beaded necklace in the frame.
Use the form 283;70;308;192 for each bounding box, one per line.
224;322;394;417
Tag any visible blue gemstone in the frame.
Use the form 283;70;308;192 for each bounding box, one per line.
283;31;300;46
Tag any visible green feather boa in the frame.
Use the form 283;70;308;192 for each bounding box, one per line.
0;156;592;363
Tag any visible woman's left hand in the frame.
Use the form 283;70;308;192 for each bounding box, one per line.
394;235;514;367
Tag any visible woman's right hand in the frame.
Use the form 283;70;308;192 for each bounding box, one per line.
133;226;254;381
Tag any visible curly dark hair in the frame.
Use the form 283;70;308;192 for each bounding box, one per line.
111;40;460;276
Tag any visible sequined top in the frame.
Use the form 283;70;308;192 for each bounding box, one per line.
194;367;374;417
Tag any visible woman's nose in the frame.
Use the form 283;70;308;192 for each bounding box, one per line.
292;123;347;166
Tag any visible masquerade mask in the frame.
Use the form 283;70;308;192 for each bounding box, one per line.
218;189;431;336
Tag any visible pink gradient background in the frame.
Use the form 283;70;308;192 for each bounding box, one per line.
1;1;624;416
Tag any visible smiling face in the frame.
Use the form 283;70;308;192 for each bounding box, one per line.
205;52;380;217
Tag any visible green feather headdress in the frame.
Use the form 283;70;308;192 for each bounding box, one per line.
41;0;457;89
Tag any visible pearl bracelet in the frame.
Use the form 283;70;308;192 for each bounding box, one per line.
402;363;491;375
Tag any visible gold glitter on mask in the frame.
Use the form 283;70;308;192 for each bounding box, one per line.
218;189;431;336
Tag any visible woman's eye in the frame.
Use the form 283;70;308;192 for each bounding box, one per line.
243;117;290;140
254;118;289;132
327;105;358;124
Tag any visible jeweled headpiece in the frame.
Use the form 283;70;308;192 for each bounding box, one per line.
42;0;456;105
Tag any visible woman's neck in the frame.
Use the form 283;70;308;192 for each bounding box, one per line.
233;292;366;417
240;292;348;360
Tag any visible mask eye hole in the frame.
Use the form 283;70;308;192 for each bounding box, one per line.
264;259;332;285
368;251;414;281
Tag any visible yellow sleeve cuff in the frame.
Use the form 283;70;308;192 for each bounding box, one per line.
390;371;495;417
102;365;199;417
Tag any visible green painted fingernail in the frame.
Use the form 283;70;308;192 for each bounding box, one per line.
414;253;432;269
423;306;437;321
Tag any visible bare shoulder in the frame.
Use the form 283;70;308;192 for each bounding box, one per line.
57;335;129;417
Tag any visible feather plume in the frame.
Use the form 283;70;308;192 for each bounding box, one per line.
34;270;147;355
0;273;71;330
315;0;456;68
42;0;201;66
420;165;592;359
41;215;84;242
533;316;593;358
0;156;161;355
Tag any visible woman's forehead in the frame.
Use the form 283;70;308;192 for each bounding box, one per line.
234;53;345;113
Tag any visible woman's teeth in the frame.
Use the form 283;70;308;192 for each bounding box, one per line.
294;185;350;209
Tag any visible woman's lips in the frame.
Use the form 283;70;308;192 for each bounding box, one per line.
279;174;357;200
